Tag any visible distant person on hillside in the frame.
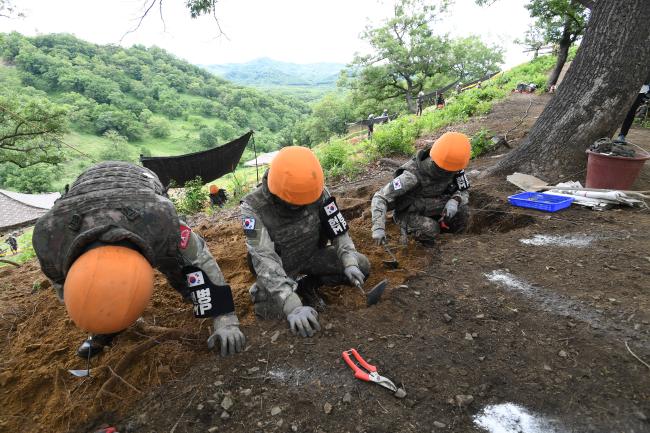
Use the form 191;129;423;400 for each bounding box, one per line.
367;114;375;139
32;161;245;359
5;235;18;254
436;93;445;109
455;83;462;94
617;72;650;142
417;91;425;116
209;184;228;208
371;132;471;247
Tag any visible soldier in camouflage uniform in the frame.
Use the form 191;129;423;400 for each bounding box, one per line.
371;132;472;246
241;147;370;338
33;162;245;358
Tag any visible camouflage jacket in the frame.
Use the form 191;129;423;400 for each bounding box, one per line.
240;173;359;303
371;148;470;233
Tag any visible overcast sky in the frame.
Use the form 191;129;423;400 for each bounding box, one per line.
4;0;534;68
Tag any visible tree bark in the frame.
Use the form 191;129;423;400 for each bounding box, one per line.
486;0;650;182
547;18;573;87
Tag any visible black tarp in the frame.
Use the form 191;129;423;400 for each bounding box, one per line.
140;131;253;187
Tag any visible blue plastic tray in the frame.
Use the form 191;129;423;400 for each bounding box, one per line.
508;192;574;212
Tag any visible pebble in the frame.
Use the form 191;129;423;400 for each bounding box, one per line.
271;331;280;343
543;364;553;371
325;323;334;330
433;421;446;428
277;419;284;427
196;403;204;411
443;313;453;323
208;427;219;433
455;394;474;407
343;392;352;403
394;388;407;399
558;350;568;358
471;332;478;338
221;396;233;411
478;356;485;361
270;406;282;416
220;411;230;420
464;333;473;341
291;425;299;432
240;388;252;396
475;314;485;319
213;380;223;387
323;402;333;414
248;366;260;373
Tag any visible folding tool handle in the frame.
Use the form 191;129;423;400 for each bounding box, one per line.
342;349;377;381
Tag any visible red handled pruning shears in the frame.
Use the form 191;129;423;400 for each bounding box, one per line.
342;349;397;393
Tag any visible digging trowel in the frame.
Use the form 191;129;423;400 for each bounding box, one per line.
68;335;93;377
355;279;389;307
381;240;399;269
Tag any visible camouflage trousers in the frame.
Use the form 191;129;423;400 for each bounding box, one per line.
251;247;370;319
396;204;469;245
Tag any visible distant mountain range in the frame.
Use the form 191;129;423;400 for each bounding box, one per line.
201;58;345;88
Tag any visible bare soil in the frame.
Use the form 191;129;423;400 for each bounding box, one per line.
1;93;649;433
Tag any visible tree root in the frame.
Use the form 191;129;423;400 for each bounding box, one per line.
94;325;197;406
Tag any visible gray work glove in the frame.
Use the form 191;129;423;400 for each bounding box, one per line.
344;265;365;287
286;306;321;337
444;199;459;220
372;228;386;246
207;312;246;356
283;293;320;337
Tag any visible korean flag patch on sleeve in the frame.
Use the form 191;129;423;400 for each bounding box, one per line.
242;217;256;231
392;178;402;191
319;196;349;239
186;270;205;287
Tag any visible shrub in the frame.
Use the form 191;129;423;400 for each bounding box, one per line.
170;176;208;215
470;128;494;158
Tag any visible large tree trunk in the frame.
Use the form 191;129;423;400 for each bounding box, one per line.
547;17;573;87
487;0;650;182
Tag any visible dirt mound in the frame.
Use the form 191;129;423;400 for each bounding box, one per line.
0;175;426;433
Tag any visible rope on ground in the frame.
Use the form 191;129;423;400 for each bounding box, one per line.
625;340;650;371
503;95;534;143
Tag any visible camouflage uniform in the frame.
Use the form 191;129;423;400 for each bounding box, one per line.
33;162;227;304
241;173;370;318
371;147;470;244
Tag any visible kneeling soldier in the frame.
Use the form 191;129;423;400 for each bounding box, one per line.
371;132;472;246
241;147;370;337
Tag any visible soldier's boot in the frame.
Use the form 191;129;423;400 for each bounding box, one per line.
76;333;120;359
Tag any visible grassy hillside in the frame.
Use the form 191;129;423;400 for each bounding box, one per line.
0;33;311;191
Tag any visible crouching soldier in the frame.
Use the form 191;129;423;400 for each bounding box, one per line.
371;132;471;246
241;146;370;338
32;162;245;358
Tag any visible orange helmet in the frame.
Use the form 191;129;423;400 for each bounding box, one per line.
209;184;219;194
267;146;324;205
64;245;154;334
429;132;471;172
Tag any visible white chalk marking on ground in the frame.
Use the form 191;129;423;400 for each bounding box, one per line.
519;234;595;247
485;270;647;349
485;270;533;293
474;403;564;433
